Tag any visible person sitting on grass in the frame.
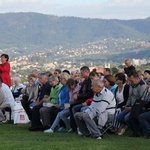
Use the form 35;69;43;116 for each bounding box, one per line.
44;78;80;133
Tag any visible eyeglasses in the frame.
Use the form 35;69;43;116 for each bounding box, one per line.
54;72;58;75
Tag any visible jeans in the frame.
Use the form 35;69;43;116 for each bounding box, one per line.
51;109;70;130
139;111;150;136
116;110;131;127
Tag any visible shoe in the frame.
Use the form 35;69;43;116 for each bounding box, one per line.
97;136;102;140
77;130;83;136
57;127;68;132
44;128;54;133
28;127;40;132
117;128;126;136
68;128;76;133
1;118;8;124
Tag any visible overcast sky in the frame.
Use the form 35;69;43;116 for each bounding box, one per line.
0;0;149;20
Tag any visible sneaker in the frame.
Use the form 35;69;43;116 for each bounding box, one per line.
68;128;76;133
57;127;68;132
117;128;126;136
44;128;54;133
97;136;102;140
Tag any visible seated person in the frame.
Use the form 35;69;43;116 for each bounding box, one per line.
114;73;129;135
12;76;25;99
40;73;70;129
103;75;118;95
44;78;80;133
28;72;51;131
116;71;147;137
0;76;15;122
74;79;116;140
139;78;150;139
40;75;62;126
21;73;39;120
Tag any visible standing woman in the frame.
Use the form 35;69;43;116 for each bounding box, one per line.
0;54;11;87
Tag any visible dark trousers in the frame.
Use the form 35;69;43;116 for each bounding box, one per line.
31;104;43;128
21;100;32;120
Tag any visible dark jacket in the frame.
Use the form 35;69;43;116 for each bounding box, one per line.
124;65;135;75
77;77;93;103
114;84;130;108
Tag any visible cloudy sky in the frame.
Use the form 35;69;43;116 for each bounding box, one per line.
0;0;149;19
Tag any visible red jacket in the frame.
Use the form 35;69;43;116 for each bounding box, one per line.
0;62;11;87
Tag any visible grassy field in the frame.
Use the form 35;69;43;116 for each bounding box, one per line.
0;123;149;150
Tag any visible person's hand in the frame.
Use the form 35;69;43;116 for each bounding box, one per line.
55;104;60;109
124;107;131;112
78;112;85;120
82;102;87;106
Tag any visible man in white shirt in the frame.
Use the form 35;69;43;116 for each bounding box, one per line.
74;79;116;139
0;76;15;122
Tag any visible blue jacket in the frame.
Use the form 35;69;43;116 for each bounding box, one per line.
56;84;69;110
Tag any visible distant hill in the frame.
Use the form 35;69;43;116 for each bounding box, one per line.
0;12;150;51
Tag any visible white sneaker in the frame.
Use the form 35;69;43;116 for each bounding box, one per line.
97;136;102;140
44;128;54;133
117;128;126;136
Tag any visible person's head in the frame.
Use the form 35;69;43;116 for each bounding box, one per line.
91;79;104;94
125;59;131;67
62;69;70;75
137;70;144;80
32;69;39;76
146;78;150;88
38;72;49;85
49;75;59;87
60;72;70;85
104;68;111;76
1;54;9;63
103;75;116;88
13;76;21;86
73;71;80;81
66;78;78;90
80;66;90;78
115;73;126;86
89;69;99;81
144;70;150;79
128;71;140;85
28;73;38;83
54;69;61;77
70;71;76;78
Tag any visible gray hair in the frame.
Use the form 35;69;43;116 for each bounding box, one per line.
38;72;49;79
92;79;104;87
60;72;70;81
49;75;59;82
13;76;21;82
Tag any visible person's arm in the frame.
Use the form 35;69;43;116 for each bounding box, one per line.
0;62;10;72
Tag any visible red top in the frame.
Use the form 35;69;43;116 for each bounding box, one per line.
0;62;11;87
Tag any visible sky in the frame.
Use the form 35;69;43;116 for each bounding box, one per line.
0;0;150;20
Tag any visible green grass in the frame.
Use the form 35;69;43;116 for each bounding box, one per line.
0;123;149;150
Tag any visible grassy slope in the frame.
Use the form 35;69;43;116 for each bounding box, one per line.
0;123;149;150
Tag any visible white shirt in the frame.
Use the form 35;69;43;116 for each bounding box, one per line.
1;83;15;105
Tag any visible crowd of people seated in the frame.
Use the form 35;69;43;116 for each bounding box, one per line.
0;54;150;140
